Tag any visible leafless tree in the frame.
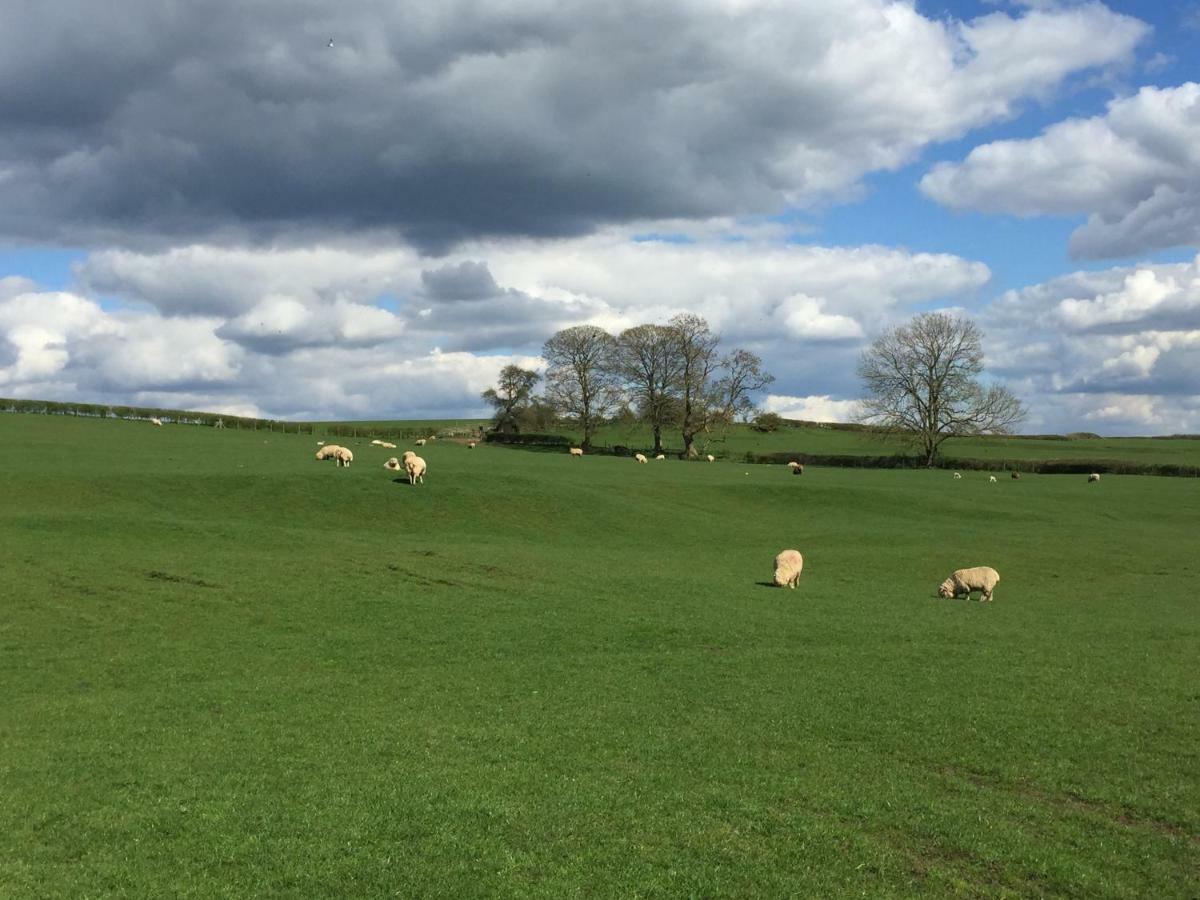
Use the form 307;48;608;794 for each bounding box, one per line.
614;323;681;455
542;325;619;449
481;364;541;433
713;348;775;426
667;314;724;458
857;312;1025;465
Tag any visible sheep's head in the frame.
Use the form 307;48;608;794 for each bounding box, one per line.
937;579;955;598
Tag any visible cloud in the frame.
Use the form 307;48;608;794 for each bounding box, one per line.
762;394;861;422
920;82;1200;258
0;0;1147;249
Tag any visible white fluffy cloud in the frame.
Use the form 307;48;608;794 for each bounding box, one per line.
921;83;1200;258
762;394;862;422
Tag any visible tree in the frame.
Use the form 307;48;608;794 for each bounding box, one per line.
614;323;682;455
856;312;1025;465
668;313;723;458
753;411;784;432
713;349;775;427
481;364;541;433
542;325;619;450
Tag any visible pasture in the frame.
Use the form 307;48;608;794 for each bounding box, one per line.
1;413;1197;897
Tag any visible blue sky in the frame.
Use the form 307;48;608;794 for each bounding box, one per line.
1;0;1198;432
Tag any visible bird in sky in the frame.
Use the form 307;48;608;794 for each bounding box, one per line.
327;38;334;48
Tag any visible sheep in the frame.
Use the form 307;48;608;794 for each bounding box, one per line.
569;447;584;457
379;441;397;449
332;446;354;467
468;442;476;449
315;444;344;461
428;435;437;441
383;457;402;471
953;472;962;479
938;566;1000;602
787;460;801;470
634;453;648;464
317;441;326;446
370;439;385;446
989;475;997;483
415;439;426;446
404;454;427;485
706;454;715;462
790;463;805;476
655;454;666;460
150;417;162;426
1088;473;1101;483
773;549;804;589
1011;471;1020;480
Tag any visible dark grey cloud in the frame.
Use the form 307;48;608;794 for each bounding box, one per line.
0;0;1147;251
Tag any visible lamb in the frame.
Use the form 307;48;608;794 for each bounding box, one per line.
569;447;584;457
1088;473;1101;483
415;439;426;446
404;454;427;485
634;453;648;464
773;549;804;589
706;454;715;462
953;472;962;479
383;457;402;471
938;566;1000;602
655;454;666;460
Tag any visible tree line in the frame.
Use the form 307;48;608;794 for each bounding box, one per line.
482;313;774;458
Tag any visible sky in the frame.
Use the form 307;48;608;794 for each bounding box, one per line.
1;0;1198;433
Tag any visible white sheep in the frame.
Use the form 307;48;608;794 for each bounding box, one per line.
938;566;1000;602
415;439;426;446
634;453;648;464
569;447;584;457
315;444;343;461
790;463;804;476
383;457;402;471
706;454;715;462
370;439;384;446
953;472;962;479
332;446;353;467
428;435;437;441
1088;473;1100;483
150;417;162;426
655;454;666;460
468;442;476;449
773;549;804;589
404;454;427;485
379;441;397;449
989;475;997;483
787;460;801;471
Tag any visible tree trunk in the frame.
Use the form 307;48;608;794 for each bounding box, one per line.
682;432;698;458
652;425;663;455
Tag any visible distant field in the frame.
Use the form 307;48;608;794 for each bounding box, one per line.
2;413;1197;896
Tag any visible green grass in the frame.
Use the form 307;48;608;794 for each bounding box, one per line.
2;413;1197;897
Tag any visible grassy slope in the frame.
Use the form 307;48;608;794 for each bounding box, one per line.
2;413;1197;897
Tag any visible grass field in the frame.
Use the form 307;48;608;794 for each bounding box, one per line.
2;413;1197;897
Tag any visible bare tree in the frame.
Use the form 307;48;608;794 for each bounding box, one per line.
668;313;723;458
542;325;619;449
481;364;541;434
857;312;1025;465
713;349;775;427
614;323;681;455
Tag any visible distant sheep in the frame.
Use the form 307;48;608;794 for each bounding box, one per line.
383;457;402;471
428;436;437;441
706;454;715;462
404;454;427;485
379;441;397;449
370;439;384;446
655;454;665;460
773;549;804;589
468;442;476;449
989;475;997;483
790;463;805;476
569;447;584;457
415;439;426;446
1088;473;1100;483
317;441;326;446
953;472;962;479
1011;472;1021;480
938;566;1000;602
634;453;648;464
150;417;162;426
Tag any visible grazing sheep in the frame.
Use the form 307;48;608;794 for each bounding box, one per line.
383;457;402;471
787;460;801;470
404;454;427;485
989;475;997;483
1011;471;1020;480
791;464;805;476
332;446;354;467
953;472;962;479
634;453;648;464
773;549;804;589
468;442;476;449
150;417;162;426
315;444;344;461
706;454;715;462
428;435;437;441
569;447;584;457
415;439;426;446
655;454;666;460
938;566;1000;602
1088;473;1101;483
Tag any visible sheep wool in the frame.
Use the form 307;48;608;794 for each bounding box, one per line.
773;549;804;589
938;566;1000;602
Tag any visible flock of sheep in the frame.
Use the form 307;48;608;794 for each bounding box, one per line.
310;433;1111;602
